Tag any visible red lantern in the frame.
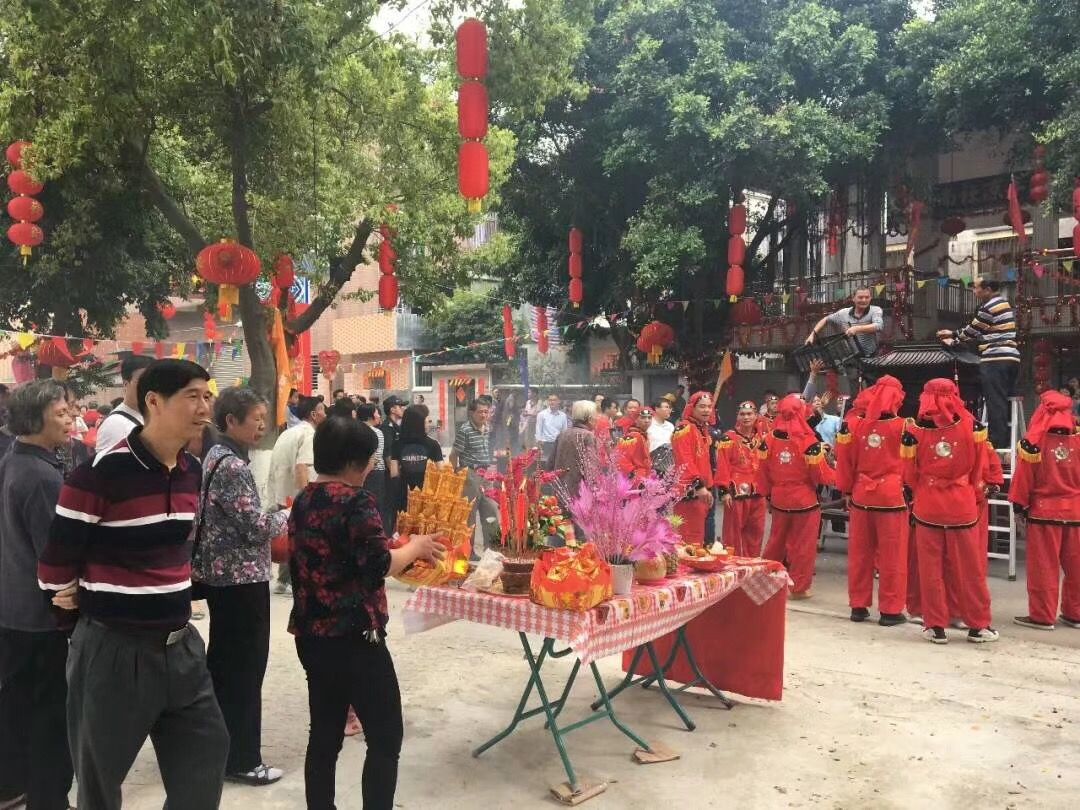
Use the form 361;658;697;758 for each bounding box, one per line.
273;254;295;290
569;227;584;254
318;350;341;379
1073;177;1080;215
6;169;43;196
726;264;745;302
1030;184;1049;204
636;320;675;360
940;216;967;237
203;312;219;342
378;274;399;310
569;278;584;306
195;240;262;319
569;253;583;279
37;337;80;369
457;82;488;140
730;203;747;236
502;305;516;359
456;19;488;80
6;196;43;223
730;298;763;326
5;141;30;169
727;235;746;267
458;142;490;209
535;306;550;355
1034;339;1053;354
159;301;177;320
378;240;397;274
7;222;43;253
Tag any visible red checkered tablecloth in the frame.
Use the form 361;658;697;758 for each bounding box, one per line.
402;559;790;665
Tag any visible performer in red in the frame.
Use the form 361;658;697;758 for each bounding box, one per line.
758;394;835;598
720;401;766;556
672;392;729;545
754;391;780;435
616;406;654;483
903;378;998;644
1009;390;1080;630
835;375;909;625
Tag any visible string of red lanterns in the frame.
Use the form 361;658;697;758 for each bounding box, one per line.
535;305;550;354
378;222;399;310
1073;178;1080;259
726;194;746;302
502;305;516;359
1029;144;1050;204
456;18;489;213
5;141;45;264
568;227;584;307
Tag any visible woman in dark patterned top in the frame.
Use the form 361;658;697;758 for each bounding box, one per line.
191;387;289;786
289;415;443;810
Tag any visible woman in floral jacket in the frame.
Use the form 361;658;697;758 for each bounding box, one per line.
192;387;290;786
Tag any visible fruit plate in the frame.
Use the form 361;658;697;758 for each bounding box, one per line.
681;555;731;573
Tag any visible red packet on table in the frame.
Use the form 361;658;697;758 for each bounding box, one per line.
529;543;613;613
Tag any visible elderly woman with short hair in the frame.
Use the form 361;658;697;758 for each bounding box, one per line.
551;400;599;508
192;387;290;786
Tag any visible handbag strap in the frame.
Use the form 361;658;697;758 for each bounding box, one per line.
191;452;233;560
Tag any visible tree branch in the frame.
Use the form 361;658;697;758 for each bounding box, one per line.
286;217;375;334
127;140;207;255
746;195;780;259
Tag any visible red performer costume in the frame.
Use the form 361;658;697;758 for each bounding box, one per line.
720;401;766;557
835;375;909;624
759;394;835;597
616;407;654;483
903;378;998;644
1009;391;1080;630
672;392;729;545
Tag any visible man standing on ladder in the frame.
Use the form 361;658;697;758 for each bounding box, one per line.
937;278;1020;450
804;287;884;395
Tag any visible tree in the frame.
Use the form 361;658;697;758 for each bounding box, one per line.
483;0;915;374
1;0;524;406
422;286;521;366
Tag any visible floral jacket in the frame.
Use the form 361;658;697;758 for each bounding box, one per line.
192;438;289;586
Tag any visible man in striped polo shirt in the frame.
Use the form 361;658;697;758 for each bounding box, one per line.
938;278;1021;449
38;359;228;810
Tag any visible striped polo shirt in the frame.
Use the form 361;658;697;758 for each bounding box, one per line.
452;421;492;469
38;428;200;631
956;295;1021;363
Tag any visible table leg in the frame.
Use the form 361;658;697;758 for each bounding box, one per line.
642;626;735;709
473;633;551;759
588;644;646;710
585;662;653;752
643;643;695;731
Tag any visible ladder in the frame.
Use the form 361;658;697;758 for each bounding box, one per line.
983;396;1027;581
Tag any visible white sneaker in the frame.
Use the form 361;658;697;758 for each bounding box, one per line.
225;764;284;786
967;628;1000;644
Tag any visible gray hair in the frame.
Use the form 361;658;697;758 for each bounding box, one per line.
571;400;597;423
8;380;67;436
213;386;268;431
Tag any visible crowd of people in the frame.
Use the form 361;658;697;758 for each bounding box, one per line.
0;316;1077;809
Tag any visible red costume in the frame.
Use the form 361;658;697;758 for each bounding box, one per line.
672;392;730;545
835;376;909;618
1009;391;1080;626
759;395;835;595
616;425;652;483
720;425;766;556
903;379;994;636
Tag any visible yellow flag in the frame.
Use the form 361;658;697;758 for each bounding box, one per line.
174;342;186;359
1064;260;1075;273
874;283;885;295
16;332;35;350
207;379;219;396
917;279;927;289
781;293;791;304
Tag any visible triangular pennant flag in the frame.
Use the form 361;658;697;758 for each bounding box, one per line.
681;301;689;312
15;332;36;350
1064;260;1074;272
937;277;949;288
781;293;790;304
916;279;927;289
874;284;885;296
207;379;219;396
1033;263;1046;278
174;342;186;359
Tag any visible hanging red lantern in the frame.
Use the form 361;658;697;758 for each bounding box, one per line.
6;196;43;223
568;227;584;307
7;222;43;256
569;227;584;254
458;142;490;211
5;141;30;169
1029;145;1052;204
636;320;675;363
37;337;82;369
569;253;583;279
726;265;745;302
730;298;763;326
6;169;43;196
1034;339;1054;354
203;311;219;341
158;301;177;320
940;216;967;237
730;204;747;236
195;240;262;319
535;305;550;355
502;305;516;359
1073;224;1080;259
456;18;488;79
457;82;489;140
378;274;399;310
727;235;746;267
378;240;397;274
569;278;584;306
318;350;341;379
273;254;295;290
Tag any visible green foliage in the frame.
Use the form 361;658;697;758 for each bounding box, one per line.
423;288;520;365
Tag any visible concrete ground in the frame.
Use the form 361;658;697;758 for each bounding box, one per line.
105;543;1080;810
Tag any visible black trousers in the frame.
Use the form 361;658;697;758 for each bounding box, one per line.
0;628;73;810
980;361;1019;450
67;617;228;810
204;581;271;773
296;635;402;810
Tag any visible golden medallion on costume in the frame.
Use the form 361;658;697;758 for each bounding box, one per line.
867;433;883;448
934;440;952;458
1054;445;1070;462
778;450;793;464
737;482;752;495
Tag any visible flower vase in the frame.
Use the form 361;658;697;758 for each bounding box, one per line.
611;563;634;595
